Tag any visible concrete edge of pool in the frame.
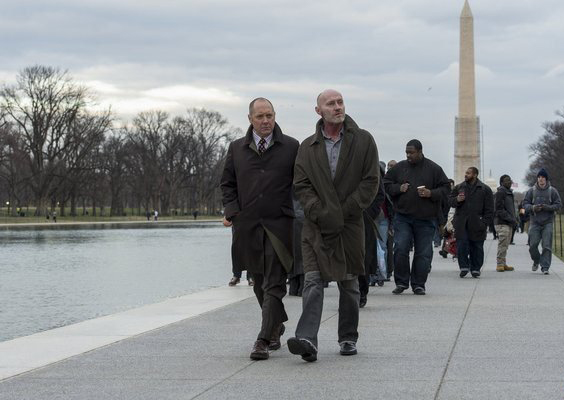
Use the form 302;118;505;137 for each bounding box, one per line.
0;285;255;381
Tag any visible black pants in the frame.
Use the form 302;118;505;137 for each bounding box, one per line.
288;274;304;296
252;235;288;343
233;270;252;280
457;237;484;272
358;274;369;297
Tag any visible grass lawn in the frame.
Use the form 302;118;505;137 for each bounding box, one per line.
0;207;221;225
553;214;564;261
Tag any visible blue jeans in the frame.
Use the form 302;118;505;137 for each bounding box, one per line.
393;213;435;290
528;222;553;270
457;236;484;272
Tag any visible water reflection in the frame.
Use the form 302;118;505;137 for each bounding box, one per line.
0;222;233;342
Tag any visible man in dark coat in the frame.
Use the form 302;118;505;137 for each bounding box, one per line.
383;139;450;295
221;98;299;360
286;89;379;362
288;196;305;296
359;167;385;308
448;167;494;278
494;175;518;272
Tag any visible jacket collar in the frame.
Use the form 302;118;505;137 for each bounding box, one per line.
497;185;513;194
310;114;359;145
535;182;551;191
243;122;283;145
461;178;484;188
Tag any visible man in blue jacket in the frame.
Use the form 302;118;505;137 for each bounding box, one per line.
523;168;561;274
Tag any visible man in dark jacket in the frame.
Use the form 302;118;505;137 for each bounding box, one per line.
221;98;299;360
288;196;305;296
494;174;518;272
523;168;562;274
287;89;379;362
383;139;450;295
359;173;385;308
448;167;494;278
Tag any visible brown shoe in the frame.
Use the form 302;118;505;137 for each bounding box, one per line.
504;265;514;271
496;265;505;272
250;339;269;360
269;324;285;351
228;276;240;286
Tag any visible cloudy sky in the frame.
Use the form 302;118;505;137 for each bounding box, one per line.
2;0;563;189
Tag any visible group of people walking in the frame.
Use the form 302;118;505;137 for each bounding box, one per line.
220;90;561;363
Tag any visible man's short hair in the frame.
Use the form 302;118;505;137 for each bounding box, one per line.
468;167;479;176
499;174;510;185
406;139;423;151
248;98;274;115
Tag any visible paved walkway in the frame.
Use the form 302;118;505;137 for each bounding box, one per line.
2;233;564;399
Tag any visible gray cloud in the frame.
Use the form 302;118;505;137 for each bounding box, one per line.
1;0;564;187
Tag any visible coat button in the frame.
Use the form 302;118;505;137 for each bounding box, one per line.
259;194;263;198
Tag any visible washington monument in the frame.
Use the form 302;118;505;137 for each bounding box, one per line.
454;0;480;183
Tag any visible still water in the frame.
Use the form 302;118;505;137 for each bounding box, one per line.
0;222;234;342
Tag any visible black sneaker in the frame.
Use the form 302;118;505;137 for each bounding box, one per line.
532;263;539;272
392;286;407;295
339;341;357;356
471;271;480;278
413;287;426;295
459;270;469;278
359;294;367;308
287;337;318;362
542;269;549;275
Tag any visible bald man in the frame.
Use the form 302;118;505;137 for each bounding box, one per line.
221;98;299;360
287;89;379;361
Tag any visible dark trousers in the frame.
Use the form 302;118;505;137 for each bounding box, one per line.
252;235;288;343
233;270;252;280
288;274;304;296
358;274;369;297
393;213;435;290
295;271;359;347
456;237;484;272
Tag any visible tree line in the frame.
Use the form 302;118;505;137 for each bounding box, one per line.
526;108;564;193
0;65;240;217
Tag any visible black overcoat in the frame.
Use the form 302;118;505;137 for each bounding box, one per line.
448;179;494;241
221;123;299;274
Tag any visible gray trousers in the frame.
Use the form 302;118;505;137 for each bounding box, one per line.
528;222;553;270
295;271;360;347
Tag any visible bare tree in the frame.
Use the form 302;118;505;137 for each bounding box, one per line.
0;124;29;215
182;108;237;213
0;65;110;215
527;108;564;190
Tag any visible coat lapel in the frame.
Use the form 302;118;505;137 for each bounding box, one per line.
311;124;334;186
333;128;354;185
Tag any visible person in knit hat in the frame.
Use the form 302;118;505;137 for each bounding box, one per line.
523;168;561;274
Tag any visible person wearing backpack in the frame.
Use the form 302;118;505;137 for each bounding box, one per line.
523;168;562;274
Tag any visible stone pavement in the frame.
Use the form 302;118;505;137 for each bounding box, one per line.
1;232;564;399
